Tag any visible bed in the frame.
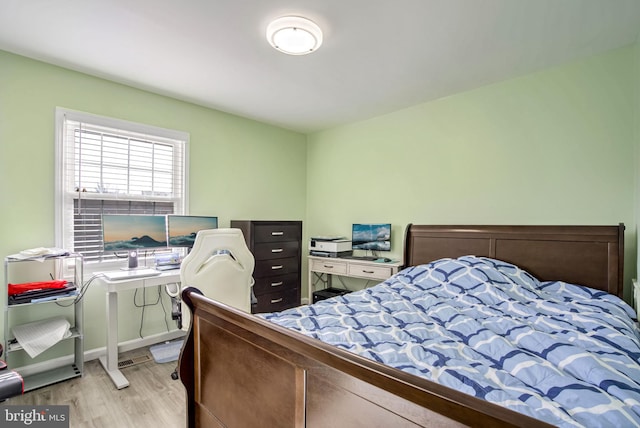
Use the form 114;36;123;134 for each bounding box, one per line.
179;223;638;427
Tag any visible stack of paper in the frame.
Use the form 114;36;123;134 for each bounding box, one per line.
11;316;71;358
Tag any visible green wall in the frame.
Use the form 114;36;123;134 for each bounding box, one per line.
307;46;637;301
0;50;307;354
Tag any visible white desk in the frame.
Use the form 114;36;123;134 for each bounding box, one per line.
97;270;181;389
308;256;403;301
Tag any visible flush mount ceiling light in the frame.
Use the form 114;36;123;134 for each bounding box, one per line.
266;16;323;55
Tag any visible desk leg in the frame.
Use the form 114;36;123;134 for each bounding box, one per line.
99;290;130;389
308;268;313;305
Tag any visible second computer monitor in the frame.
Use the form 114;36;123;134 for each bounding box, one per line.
351;223;391;251
167;215;218;248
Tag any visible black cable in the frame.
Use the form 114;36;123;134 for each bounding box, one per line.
55;273;100;307
134;285;161;307
139;296;146;338
134;284;169;337
134;287;148;338
158;285;170;332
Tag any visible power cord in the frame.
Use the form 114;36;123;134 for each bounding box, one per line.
134;285;170;338
55;273;102;307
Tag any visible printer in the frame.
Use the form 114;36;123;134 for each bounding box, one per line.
309;237;352;257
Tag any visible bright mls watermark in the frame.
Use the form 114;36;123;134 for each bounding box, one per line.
2;406;69;427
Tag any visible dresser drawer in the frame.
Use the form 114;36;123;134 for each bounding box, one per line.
309;258;348;275
254;257;299;278
253;241;299;260
252;288;299;313
347;263;394;280
253;273;298;296
253;223;301;243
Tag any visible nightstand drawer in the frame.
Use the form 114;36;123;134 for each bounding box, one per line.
253;241;299;260
252;288;299;313
347;263;394;280
309;258;348;275
254;257;299;278
253;273;298;296
253;224;301;243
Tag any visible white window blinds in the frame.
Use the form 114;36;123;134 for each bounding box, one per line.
55;108;189;263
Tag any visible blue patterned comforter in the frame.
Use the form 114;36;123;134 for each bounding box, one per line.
260;256;640;427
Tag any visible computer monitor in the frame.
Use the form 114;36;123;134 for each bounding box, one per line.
102;214;168;269
351;223;391;252
167;215;218;248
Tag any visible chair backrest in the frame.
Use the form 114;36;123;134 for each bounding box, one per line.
180;228;255;324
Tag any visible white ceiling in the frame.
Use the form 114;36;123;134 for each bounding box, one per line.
1;0;639;134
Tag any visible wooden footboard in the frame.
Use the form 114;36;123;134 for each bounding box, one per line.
179;287;550;428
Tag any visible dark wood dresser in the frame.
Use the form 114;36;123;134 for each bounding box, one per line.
230;220;302;313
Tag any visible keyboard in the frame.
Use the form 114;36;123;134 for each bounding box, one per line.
342;256;378;261
155;264;181;271
102;268;161;281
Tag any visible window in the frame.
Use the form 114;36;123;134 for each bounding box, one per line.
55;108;189;264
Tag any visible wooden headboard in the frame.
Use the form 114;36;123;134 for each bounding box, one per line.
403;224;625;297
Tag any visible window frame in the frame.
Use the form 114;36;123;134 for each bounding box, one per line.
54;107;189;271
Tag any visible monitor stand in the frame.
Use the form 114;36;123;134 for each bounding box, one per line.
120;250;139;270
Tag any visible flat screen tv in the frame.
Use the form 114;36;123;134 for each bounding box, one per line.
102;214;168;268
351;223;391;251
167;215;218;248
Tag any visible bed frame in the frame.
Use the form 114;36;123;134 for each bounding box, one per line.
179;224;624;427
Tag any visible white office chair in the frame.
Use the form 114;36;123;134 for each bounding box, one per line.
178;228;255;330
170;228;255;380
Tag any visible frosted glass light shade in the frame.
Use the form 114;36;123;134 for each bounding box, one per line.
266;16;323;55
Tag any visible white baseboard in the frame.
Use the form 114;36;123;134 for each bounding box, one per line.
15;329;186;377
84;329;186;362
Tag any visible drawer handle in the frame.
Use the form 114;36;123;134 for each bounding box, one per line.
271;265;283;270
271;248;284;253
323;265;334;269
362;270;375;274
271;231;284;236
271;281;284;287
271;298;283;304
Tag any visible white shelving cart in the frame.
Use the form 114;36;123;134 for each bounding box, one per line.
3;252;84;391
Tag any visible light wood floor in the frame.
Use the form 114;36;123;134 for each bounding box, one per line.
4;349;186;427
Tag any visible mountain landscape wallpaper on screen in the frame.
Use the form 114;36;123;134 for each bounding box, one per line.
352;223;391;251
102;214;168;250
